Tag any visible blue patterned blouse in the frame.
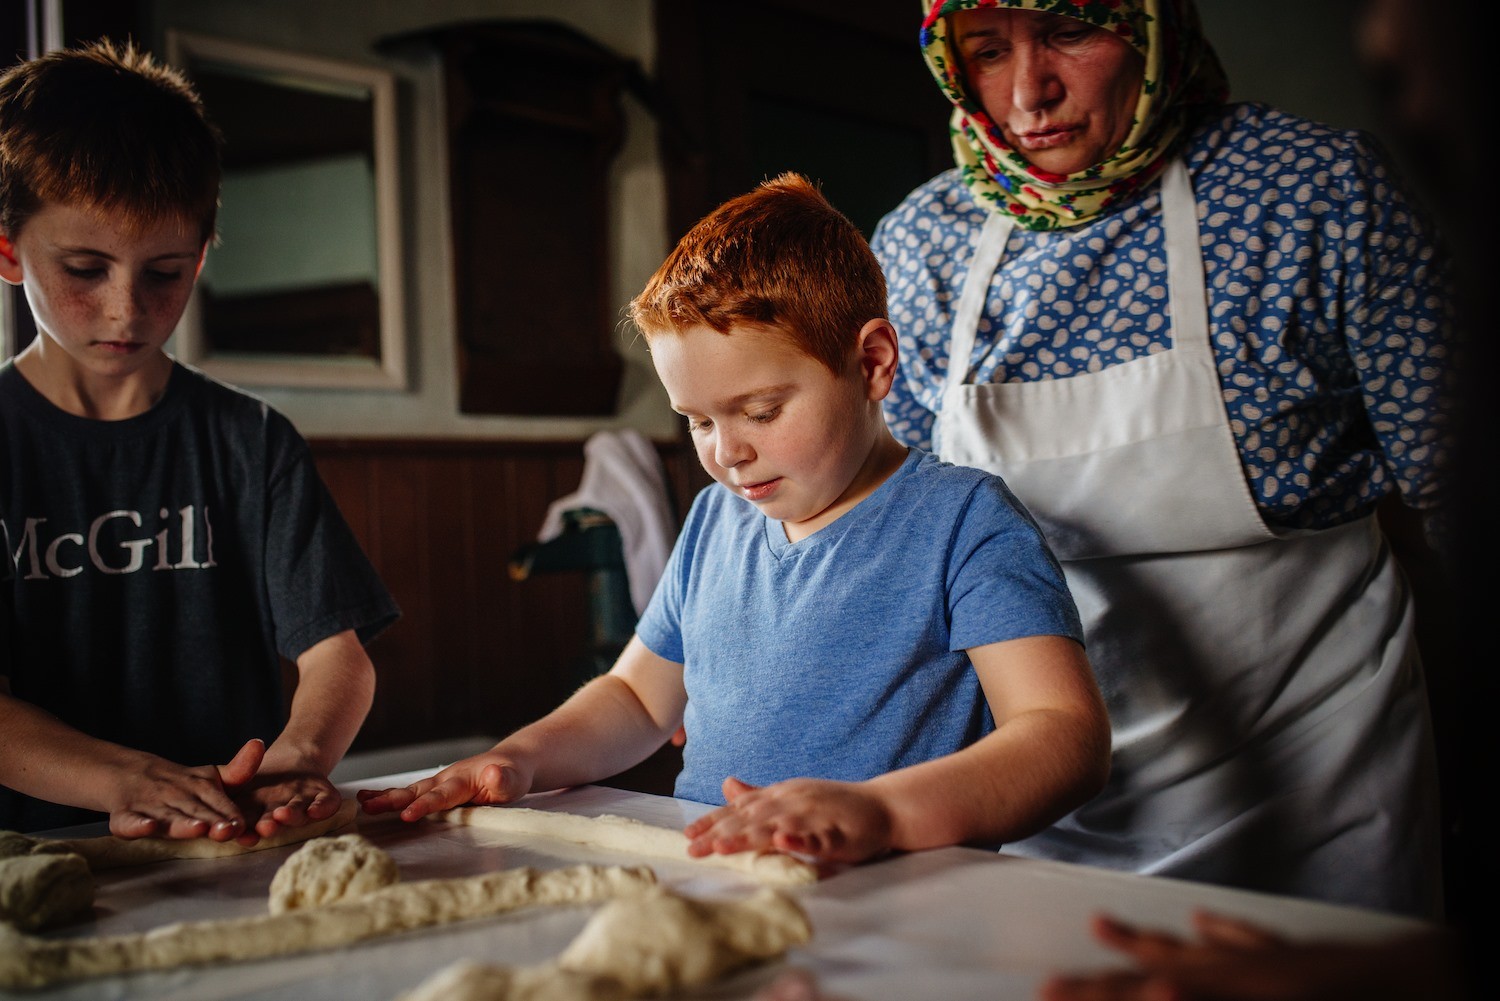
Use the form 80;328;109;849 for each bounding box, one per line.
872;103;1452;532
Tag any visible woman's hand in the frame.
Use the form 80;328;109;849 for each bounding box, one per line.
356;752;535;822
683;776;894;863
1038;911;1458;1001
225;753;345;846
104;738;263;841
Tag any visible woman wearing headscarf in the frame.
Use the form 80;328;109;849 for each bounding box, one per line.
872;0;1450;917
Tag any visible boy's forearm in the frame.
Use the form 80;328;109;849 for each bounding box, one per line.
0;691;154;813
265;631;375;777
867;705;1111;852
496;673;675;793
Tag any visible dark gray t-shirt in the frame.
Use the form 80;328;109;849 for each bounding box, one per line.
0;361;399;831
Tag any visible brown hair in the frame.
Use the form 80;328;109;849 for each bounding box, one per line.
0;39;221;242
629;172;887;373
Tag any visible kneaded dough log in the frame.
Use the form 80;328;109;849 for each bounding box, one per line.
0;863;655;990
0;854;94;931
268;834;399;915
53;799;360;870
433;806;818;886
400;886;812;1001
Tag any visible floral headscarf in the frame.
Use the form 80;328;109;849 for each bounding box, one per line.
922;0;1229;230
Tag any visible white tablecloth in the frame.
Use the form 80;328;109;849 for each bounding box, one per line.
12;775;1431;1000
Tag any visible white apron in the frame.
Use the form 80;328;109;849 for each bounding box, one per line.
936;160;1441;916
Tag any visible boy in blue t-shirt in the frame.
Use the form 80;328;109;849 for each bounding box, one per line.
362;174;1108;863
0;42;398;839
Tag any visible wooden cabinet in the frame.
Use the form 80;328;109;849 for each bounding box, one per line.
380;21;635;416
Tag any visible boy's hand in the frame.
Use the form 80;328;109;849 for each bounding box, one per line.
106;738;263;841
226;765;345;847
683;776;894;864
356;754;534;822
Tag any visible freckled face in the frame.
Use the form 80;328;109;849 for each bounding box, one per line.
0;201;203;386
649;323;877;539
952;8;1144;176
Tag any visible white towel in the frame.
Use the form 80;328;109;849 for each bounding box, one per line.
538;430;677;616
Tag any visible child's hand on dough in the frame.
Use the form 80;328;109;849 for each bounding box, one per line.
356;752;534;822
684;776;895;864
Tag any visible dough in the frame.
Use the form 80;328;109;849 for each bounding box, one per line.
267;834;399;915
0;831;81;860
0;863;656;990
0;853;94;931
433;806;818;886
398;886;812;1001
557;886;812;993
51;798;360;870
398;962;628;1001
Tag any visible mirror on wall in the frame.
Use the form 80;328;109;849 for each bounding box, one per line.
165;30;406;390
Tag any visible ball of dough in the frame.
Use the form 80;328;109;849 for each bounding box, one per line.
0;852;94;931
558;887;812;994
267;834;399;915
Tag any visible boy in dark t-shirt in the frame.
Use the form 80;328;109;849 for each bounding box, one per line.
0;42;399;838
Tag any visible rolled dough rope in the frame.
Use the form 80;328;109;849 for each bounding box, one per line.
398;885;813;1001
432;806;819;887
0;862;656;990
49;798;359;870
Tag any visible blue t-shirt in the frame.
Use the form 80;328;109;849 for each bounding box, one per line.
635;448;1083;806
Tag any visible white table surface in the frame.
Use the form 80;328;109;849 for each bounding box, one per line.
9;772;1433;1001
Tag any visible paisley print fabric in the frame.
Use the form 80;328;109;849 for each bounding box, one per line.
921;0;1228;229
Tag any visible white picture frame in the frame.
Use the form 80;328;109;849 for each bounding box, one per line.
164;30;407;390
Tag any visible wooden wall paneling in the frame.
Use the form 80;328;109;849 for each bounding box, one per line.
361;452;438;743
464;452;512;732
420;454;483;738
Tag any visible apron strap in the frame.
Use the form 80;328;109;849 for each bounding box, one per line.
1161;160;1210;360
942;210;1013;415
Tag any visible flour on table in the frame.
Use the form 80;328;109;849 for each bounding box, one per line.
433;806;819;886
268;833;399;914
0;853;94;931
0;862;656;990
399;885;812;1000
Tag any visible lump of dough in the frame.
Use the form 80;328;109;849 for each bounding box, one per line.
0;832;37;860
0;831;73;860
398;962;628;1001
557;886;812;994
0;853;94;931
267;834;399;915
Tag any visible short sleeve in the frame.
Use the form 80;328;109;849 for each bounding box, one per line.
945;477;1084;652
261;415;399;660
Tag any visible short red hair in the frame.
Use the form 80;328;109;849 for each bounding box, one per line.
629;173;887;373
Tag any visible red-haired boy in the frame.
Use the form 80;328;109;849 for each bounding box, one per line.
363;174;1107;864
